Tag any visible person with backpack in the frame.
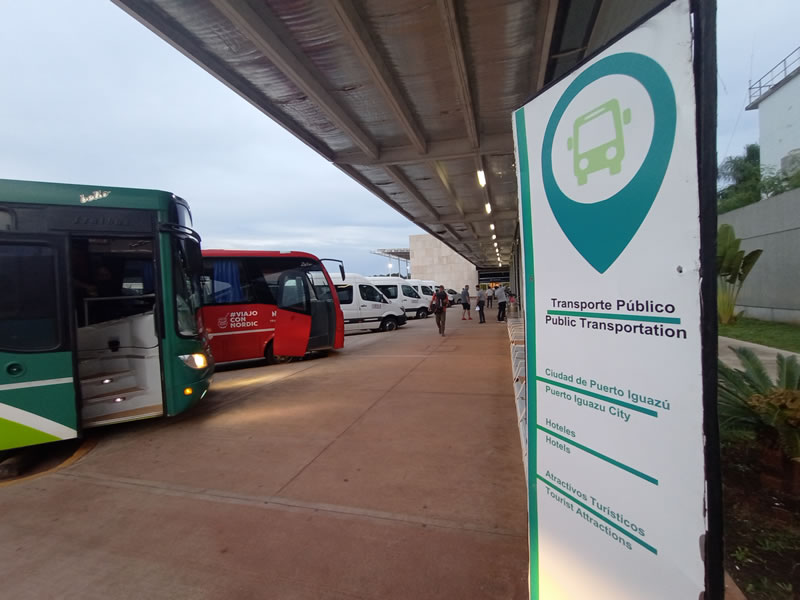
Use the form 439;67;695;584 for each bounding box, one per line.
476;286;487;323
460;285;472;320
495;284;507;322
430;285;450;336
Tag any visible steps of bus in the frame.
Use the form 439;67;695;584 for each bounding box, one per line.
77;354;160;425
79;369;138;400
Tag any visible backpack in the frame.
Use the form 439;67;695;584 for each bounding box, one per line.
433;293;445;314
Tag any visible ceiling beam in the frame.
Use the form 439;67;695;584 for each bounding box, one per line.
435;209;517;225
209;0;379;159
384;165;441;222
430;161;479;241
534;0;560;92
437;0;479;148
334;133;513;167
431;161;463;219
327;0;427;155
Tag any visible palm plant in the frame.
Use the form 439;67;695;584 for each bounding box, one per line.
718;347;800;460
716;224;763;325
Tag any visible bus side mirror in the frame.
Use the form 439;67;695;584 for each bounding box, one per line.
339;264;345;280
182;238;203;274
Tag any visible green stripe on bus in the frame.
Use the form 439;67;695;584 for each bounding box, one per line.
0;418;61;451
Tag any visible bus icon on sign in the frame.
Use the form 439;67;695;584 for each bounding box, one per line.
567;98;632;185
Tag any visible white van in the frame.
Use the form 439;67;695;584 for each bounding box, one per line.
407;279;436;312
368;276;429;320
328;272;407;333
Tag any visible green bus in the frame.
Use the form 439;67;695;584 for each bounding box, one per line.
0;179;213;452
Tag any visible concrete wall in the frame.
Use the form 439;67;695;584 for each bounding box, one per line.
758;72;800;173
719;188;800;323
409;234;479;293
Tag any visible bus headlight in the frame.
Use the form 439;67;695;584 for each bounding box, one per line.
179;353;208;369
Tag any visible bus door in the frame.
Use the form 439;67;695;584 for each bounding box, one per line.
273;270;313;356
71;235;164;428
0;233;79;451
304;267;336;351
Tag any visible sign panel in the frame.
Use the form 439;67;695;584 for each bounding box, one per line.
513;2;711;598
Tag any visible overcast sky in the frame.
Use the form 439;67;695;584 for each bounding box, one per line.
1;1;798;274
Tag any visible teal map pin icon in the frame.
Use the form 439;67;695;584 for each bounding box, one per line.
542;52;677;273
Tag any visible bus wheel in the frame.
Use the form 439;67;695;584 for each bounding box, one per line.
416;308;428;319
265;341;278;365
380;316;398;331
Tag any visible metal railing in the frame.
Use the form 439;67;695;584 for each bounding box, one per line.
749;46;800;105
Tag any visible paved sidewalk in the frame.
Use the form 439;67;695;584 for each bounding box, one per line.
0;312;527;600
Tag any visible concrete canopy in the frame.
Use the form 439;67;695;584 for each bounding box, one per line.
114;0;663;267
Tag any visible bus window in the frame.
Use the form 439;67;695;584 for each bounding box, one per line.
0;243;59;351
201;258;256;304
336;284;353;305
376;285;398;300
420;285;434;296
122;260;155;295
0;209;13;231
75;238;157;326
305;268;333;301
277;272;310;314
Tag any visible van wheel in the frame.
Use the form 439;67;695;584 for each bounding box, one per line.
416;308;428;320
380;316;398;331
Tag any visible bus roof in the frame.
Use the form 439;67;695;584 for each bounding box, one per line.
0;178;181;211
202;249;323;261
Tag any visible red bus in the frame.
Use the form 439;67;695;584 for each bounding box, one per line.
200;250;344;364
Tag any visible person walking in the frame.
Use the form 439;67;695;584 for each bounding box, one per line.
476;286;487;323
487;286;494;308
430;285;450;336
495;284;507;322
460;285;472;320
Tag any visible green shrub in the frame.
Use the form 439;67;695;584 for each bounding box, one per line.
716;224;762;324
718;347;800;459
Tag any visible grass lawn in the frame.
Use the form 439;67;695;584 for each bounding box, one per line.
719;317;800;354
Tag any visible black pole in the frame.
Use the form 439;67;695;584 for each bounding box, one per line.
692;0;723;598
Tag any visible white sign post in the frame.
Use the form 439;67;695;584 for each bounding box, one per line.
512;1;719;598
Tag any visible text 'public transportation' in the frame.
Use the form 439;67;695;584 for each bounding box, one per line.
200;251;344;364
0;179;213;451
